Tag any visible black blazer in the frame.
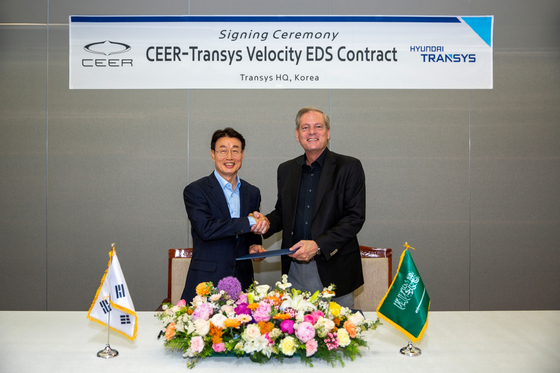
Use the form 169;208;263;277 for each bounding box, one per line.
266;148;366;297
180;173;262;302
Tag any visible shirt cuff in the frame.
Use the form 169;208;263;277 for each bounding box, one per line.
248;216;256;226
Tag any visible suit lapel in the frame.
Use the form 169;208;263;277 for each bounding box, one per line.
288;156;303;230
207;173;231;218
240;180;250;216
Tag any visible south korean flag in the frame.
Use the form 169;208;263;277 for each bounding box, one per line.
87;245;138;340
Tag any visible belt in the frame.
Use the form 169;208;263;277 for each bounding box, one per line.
292;257;315;264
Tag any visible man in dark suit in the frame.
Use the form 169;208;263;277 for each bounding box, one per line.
180;128;268;302
261;107;366;308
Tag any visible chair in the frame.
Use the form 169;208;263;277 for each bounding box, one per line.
354;246;392;312
158;246;392;312
157;248;192;310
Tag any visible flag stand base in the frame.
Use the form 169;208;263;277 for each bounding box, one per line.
400;341;421;357
97;344;119;359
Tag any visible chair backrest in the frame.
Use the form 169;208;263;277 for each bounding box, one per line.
162;246;392;311
354;246;392;312
166;248;192;306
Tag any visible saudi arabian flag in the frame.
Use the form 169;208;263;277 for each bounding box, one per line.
376;243;430;344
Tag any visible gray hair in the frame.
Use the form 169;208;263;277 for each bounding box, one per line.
295;106;330;130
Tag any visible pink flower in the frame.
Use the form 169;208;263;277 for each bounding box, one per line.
295;321;316;343
305;339;318;357
324;332;339;350
234;302;251;316
212;342;226;353
303;314;316;324
190;336;205;353
280;319;295;334
236;293;248;304
311;310;324;321
264;333;274;346
192;303;213;321
253;303;272;322
304;310;324;324
176;299;187;307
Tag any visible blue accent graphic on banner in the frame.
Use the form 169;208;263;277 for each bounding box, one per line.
461;17;493;47
70;15;461;24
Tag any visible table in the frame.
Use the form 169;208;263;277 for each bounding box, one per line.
1;311;559;372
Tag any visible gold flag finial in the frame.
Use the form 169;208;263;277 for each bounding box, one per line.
404;242;416;250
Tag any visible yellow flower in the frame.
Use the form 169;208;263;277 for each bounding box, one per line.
330;301;341;317
279;336;297;356
224;318;241;329
196;282;211;296
337;328;351;347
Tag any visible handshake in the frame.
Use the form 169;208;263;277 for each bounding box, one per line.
249;211;269;235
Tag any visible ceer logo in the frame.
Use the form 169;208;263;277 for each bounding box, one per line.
82;40;133;67
84;40;131;56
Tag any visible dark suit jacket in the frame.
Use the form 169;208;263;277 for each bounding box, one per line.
180;173;262;302
265;148;366;297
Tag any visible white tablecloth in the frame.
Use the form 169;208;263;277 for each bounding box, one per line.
1;311;559;372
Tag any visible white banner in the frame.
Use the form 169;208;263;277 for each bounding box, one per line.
69;15;493;89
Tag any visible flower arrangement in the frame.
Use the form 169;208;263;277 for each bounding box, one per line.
156;275;381;368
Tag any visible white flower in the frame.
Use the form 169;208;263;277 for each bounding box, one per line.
242;324;261;341
339;306;352;318
192;295;206;307
185;320;196;335
210;313;227;329
221;305;235;318
175;321;185;333
276;274;292;290
183;349;196;358
209;294;221;302
269;328;282;340
348;312;365;326
281;293;317;312
243;335;269;355
254;284;270;301
315;317;335;337
193;318;210;336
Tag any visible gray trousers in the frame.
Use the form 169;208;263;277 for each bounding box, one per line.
288;260;354;309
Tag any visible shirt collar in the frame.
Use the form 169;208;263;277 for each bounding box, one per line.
213;170;240;191
301;147;328;168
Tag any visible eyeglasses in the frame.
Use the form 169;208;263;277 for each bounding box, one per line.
215;149;242;158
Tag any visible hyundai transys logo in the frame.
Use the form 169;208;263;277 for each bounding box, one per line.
84;40;131;56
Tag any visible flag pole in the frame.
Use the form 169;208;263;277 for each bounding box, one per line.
400;341;421;356
399;243;422;356
97;243;119;359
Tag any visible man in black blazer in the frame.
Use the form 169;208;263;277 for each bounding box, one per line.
180;128;268;302
262;107;366;308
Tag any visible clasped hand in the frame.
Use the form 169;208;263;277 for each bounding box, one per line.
249;211;269;235
249;211;270;234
